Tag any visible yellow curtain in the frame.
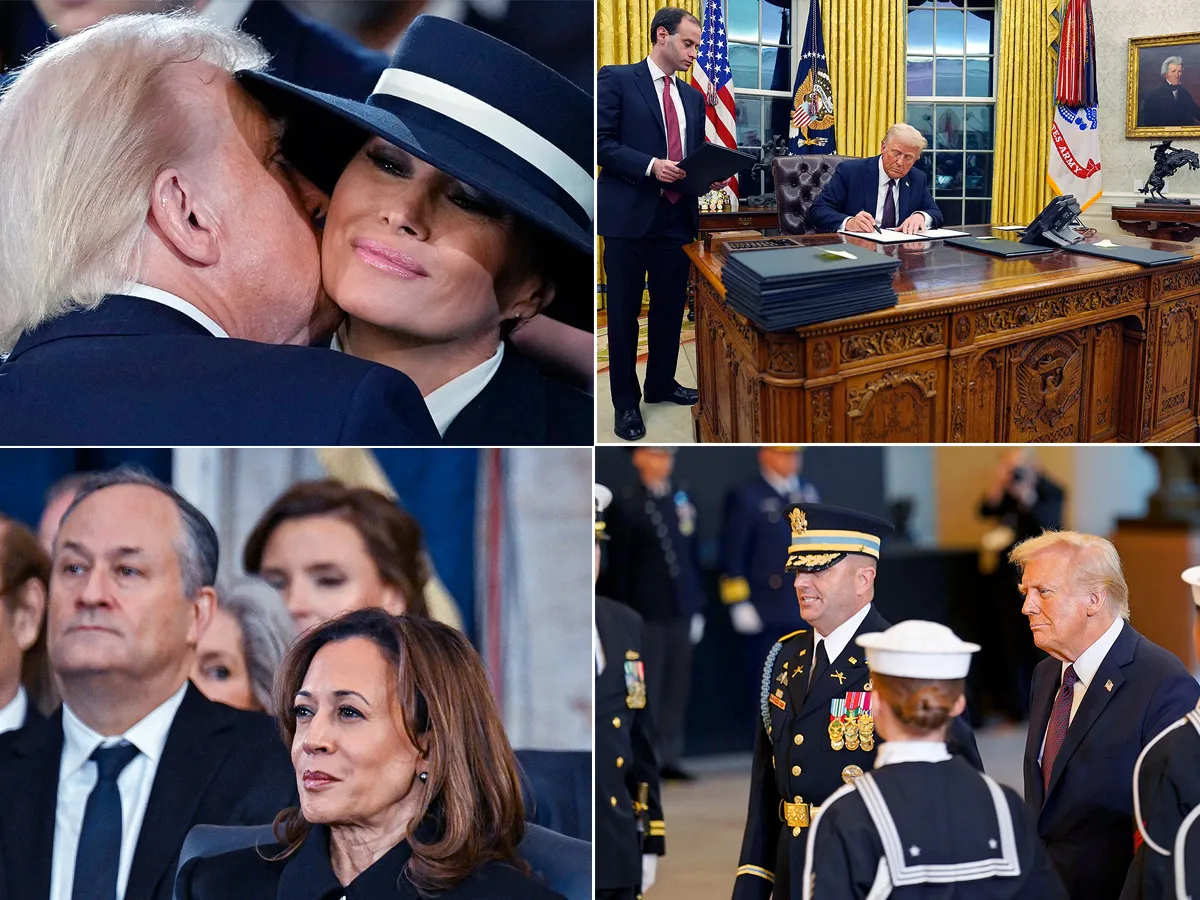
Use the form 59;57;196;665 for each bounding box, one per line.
992;0;1061;225
595;0;702;313
824;0;907;158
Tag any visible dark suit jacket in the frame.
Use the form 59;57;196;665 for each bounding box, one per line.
1023;623;1200;900
1139;79;1200;127
0;682;297;900
0;295;440;445
596;60;708;239
808;155;944;234
178;822;565;900
441;343;592;446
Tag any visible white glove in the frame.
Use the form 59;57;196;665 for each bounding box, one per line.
689;613;705;645
642;854;658;892
730;601;763;635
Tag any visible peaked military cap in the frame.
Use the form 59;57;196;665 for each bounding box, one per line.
595;483;613;542
783;502;894;573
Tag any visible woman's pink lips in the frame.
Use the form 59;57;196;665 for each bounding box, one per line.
352;239;429;279
302;770;339;790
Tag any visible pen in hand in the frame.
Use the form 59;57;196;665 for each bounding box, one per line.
873;222;883;234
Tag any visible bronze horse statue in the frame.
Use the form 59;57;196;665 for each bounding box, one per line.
1139;140;1200;203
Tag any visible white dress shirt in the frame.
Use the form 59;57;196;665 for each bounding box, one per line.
1038;616;1125;764
644;57;688;175
840;158;933;232
874;740;951;769
118;283;228;338
0;685;28;735
51;683;189;900
814;602;874;671
594;620;606;676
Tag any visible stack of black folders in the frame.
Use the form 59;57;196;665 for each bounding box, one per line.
721;241;901;331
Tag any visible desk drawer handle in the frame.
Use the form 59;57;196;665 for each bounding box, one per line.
738;216;753;225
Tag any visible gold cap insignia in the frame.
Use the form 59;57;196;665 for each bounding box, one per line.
789;508;808;535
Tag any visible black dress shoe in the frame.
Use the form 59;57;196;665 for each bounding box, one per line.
660;764;696;781
644;384;699;406
614;407;646;441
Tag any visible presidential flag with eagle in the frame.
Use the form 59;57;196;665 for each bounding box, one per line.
789;0;836;153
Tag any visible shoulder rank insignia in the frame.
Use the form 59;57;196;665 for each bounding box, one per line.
624;659;646;709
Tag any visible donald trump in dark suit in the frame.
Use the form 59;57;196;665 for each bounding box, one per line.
808;123;943;235
1012;531;1200;900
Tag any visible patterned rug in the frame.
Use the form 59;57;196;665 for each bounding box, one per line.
595;314;696;373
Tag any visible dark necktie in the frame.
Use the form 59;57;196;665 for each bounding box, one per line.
808;640;830;697
661;77;683;204
881;179;898;229
73;742;141;900
1040;665;1078;794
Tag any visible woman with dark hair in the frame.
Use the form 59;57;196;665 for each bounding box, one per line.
237;14;593;446
244;479;431;634
801;621;1066;900
178;608;564;899
0;514;57;729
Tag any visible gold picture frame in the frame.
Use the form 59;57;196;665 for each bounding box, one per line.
1126;31;1200;138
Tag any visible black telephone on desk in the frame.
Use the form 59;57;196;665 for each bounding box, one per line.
1020;194;1087;248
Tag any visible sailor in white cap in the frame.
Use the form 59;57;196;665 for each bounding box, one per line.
1124;567;1200;900
801;621;1066;900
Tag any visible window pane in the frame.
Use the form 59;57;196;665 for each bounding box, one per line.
760;46;780;90
729;43;759;94
964;199;992;224
965;152;992;197
934;106;964;149
935;8;964;54
934;152;963;196
965;106;994;149
727;0;759;43
767;95;794;146
966;11;994;54
936;57;963;96
736;96;763;147
908;56;934;95
907;103;935;147
915;152;934;182
941;201;965;227
965;58;993;97
762;2;787;44
909;0;935;9
908;9;933;55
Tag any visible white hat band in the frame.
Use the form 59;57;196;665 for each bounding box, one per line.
372;68;594;223
863;649;974;680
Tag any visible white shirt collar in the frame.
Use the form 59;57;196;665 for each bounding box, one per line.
878;156;896;190
594;620;606;676
815;602;874;666
646;56;674;85
0;685;29;735
874;740;952;769
60;682;189;778
423;343;504;436
760;467;798;499
1064;616;1124;688
198;0;254;29
118;283;228;338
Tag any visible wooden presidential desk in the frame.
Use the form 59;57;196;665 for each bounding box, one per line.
688;225;1200;443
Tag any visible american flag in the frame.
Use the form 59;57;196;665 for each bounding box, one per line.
689;0;738;194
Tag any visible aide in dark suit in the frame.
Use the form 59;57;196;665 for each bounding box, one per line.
808;123;943;235
734;504;983;900
598;6;707;441
0;514;53;736
179;609;563;900
0;469;297;900
1013;532;1200;900
1139;58;1200;127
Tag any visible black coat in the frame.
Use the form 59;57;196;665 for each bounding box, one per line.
1139;79;1200;128
178;823;565;900
1024;623;1200;900
0;683;297;900
733;605;983;900
595;596;664;892
0;295;439;445
441;344;592;446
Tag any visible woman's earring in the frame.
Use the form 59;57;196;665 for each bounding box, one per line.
418;771;429;783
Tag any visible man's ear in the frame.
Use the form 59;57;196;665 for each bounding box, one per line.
147;168;220;266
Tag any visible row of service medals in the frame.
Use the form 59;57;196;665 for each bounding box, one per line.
828;692;874;752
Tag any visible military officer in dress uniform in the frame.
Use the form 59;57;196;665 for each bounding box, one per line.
1121;567;1200;900
720;447;821;706
802;620;1067;899
606;448;705;780
596;484;666;900
732;503;983;900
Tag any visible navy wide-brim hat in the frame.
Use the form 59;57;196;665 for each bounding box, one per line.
783;503;895;573
236;14;593;269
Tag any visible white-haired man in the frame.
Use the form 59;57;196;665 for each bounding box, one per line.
1140;55;1200;127
808;122;943;235
0;13;438;445
1013;531;1199;900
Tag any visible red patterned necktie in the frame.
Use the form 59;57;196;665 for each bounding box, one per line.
1041;664;1079;793
662;76;683;203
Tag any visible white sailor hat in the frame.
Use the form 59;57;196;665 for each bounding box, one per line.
855;620;981;679
594;484;613;541
1181;566;1200;608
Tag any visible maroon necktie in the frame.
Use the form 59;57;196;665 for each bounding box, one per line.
881;179;897;229
662;77;683;203
1041;664;1078;793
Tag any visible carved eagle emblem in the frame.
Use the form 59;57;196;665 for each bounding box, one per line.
1015;348;1083;428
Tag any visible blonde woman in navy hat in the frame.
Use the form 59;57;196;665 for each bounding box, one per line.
802;621;1066;900
237;15;593;446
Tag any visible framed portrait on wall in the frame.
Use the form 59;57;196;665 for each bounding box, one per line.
1127;32;1200;138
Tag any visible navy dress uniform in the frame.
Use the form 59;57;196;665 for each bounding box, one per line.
595;484;665;900
803;621;1067;900
733;505;983;900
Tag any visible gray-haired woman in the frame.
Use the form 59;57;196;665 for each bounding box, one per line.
191;577;293;712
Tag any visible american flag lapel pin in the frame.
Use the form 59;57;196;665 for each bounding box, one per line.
1104;680;1113;692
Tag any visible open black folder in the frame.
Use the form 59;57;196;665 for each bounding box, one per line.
674;143;758;195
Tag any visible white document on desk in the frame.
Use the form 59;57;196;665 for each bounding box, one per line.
837;227;970;242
